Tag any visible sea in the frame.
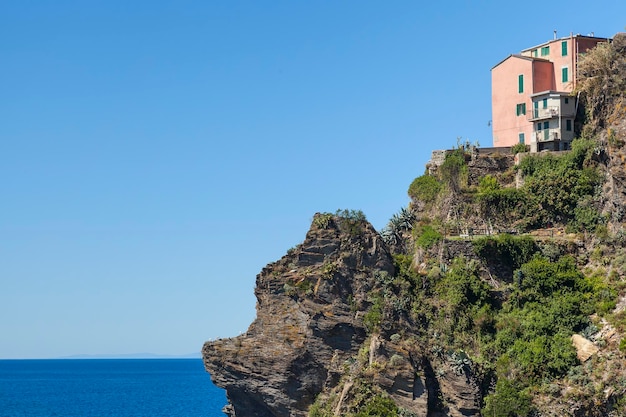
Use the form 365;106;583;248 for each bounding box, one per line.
0;359;228;417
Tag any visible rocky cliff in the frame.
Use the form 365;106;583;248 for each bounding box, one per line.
203;213;396;416
203;212;492;416
203;38;626;415
203;132;626;416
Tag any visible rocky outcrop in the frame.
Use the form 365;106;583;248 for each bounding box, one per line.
203;212;489;416
203;214;395;416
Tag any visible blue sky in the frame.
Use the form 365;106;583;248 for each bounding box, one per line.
1;1;624;359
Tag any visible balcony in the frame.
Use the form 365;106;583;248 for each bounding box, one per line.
534;129;561;143
527;106;575;121
528;106;558;121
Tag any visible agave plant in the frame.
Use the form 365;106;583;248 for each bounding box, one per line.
396;207;417;231
381;207;418;247
449;350;472;375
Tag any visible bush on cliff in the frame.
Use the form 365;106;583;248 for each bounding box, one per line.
482;378;534;417
408;174;441;204
438;148;468;193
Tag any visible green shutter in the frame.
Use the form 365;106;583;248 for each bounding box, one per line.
519;133;525;144
541;46;550;56
561;41;568;56
518;74;524;93
522;103;526;115
562;67;568;82
533;101;539;117
543;98;548;109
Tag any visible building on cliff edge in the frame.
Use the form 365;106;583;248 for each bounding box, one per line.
491;32;610;152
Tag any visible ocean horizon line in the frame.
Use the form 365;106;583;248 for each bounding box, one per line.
1;352;203;360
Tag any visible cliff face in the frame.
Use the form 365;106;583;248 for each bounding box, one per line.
203;214;395;416
204;130;626;416
203;213;490;416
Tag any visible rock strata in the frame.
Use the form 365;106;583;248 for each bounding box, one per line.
203;213;395;416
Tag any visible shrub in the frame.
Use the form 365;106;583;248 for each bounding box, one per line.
473;235;538;271
354;394;399;417
408;174;442;203
313;213;333;229
478;175;500;193
414;224;442;249
511;143;529;154
507;332;578;381
335;209;367;236
438;149;468;192
363;295;383;333
482;378;534;417
476;187;527;225
516;138;603;228
389;354;404;367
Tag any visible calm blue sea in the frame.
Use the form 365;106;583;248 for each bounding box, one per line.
0;359;227;417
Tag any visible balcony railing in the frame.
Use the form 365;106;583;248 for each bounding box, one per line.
528;106;558;120
534;129;560;142
527;106;575;121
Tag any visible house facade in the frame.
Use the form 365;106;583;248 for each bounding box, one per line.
491;34;609;151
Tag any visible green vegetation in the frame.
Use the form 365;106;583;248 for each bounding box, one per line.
439;148;468;192
520;140;602;228
480;137;603;230
380;207;417;249
433;258;496;345
414;223;442;250
482;378;534;417
335;209;367;236
353;394;399;417
314;57;626;412
363;293;383;333
309;382;401;417
412;138;604;233
476;255;596;413
476;186;527;226
313;212;333;229
511;143;529;154
473;234;538;271
478;174;499;193
408;174;442;203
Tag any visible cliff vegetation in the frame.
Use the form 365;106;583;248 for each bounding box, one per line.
203;33;626;417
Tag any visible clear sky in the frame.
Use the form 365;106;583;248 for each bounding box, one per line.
1;1;624;359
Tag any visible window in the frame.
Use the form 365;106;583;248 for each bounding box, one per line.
544;121;549;130
516;103;526;116
543;98;548;109
562;67;569;82
519;133;525;144
566;119;572;131
561;41;568;56
531;49;538;57
518;74;524;93
537;123;542;131
565;97;569;104
541;46;550;56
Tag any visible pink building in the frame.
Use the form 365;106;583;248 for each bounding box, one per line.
491;34;609;151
